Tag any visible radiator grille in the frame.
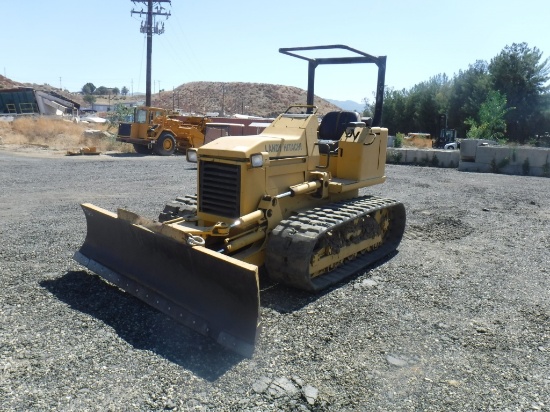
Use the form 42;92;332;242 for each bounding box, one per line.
199;161;241;218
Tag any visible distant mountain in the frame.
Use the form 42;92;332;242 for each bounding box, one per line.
327;99;364;113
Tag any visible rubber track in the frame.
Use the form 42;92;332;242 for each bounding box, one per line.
158;194;198;222
265;195;406;292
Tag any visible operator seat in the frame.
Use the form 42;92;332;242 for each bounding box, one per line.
318;111;361;154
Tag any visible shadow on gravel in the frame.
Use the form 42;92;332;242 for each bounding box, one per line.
41;251;398;378
105;153;153;158
259;251;398;313
106;153;185;158
41;271;243;381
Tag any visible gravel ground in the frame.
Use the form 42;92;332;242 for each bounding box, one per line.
0;149;549;411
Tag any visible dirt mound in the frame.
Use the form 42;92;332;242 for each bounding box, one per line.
1;73;347;118
0;74;24;89
403;135;433;148
153;81;343;117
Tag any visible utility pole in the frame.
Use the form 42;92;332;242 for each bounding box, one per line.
131;0;171;106
221;84;225;116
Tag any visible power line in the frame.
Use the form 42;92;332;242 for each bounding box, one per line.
130;0;171;106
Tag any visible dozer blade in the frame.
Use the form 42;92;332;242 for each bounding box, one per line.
74;203;260;357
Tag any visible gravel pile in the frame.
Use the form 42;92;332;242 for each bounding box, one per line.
0;151;549;411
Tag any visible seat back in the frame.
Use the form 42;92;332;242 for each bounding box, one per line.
318;111;360;141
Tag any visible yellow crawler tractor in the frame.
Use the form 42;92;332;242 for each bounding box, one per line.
74;45;406;356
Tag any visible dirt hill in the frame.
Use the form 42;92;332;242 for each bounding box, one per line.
1;74;346;118
151;81;344;117
0;74;22;89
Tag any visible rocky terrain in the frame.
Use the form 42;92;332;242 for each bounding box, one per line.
0;149;548;411
0;74;20;89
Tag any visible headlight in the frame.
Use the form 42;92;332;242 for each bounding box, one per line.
250;153;264;168
187;149;198;163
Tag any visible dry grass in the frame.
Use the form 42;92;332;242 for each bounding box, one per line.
0;117;132;153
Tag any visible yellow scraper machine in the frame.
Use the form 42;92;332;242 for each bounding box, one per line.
74;45;406;357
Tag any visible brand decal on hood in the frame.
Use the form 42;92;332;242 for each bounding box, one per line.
265;143;302;152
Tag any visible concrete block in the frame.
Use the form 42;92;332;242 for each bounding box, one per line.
475;146;510;165
459;146;550;176
458;160;491;173
529;167;549;177
432;149;460;167
460;139;478;161
460;139;496;161
386;148;404;163
386;148;459;168
517;147;550;168
389;145;550;176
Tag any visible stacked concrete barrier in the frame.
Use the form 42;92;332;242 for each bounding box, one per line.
386;147;460;168
386;140;550;177
458;140;550;177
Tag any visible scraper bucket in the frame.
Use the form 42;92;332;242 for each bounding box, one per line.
74;203;260;357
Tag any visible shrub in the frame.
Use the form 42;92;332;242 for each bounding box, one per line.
387;150;403;163
543;155;550;178
419;155;430;166
498;157;510;170
491;156;510;173
490;157;498;173
522;158;530;175
394;133;404;148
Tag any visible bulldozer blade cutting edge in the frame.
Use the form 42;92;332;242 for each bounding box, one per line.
74;203;260;357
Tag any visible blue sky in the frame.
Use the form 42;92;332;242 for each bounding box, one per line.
2;1;549;104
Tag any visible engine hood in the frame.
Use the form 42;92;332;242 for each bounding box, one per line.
198;133;308;159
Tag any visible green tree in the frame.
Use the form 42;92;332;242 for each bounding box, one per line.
465;90;513;140
388;89;412;134
82;82;96;95
362;97;374;119
379;74;452;136
377;87;412;134
112;87;120;96
121;86;129;96
489;43;550;142
447;60;491;137
378;43;549;143
405;74;450;135
106;104;133;130
95;86;109;95
83;94;96;107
